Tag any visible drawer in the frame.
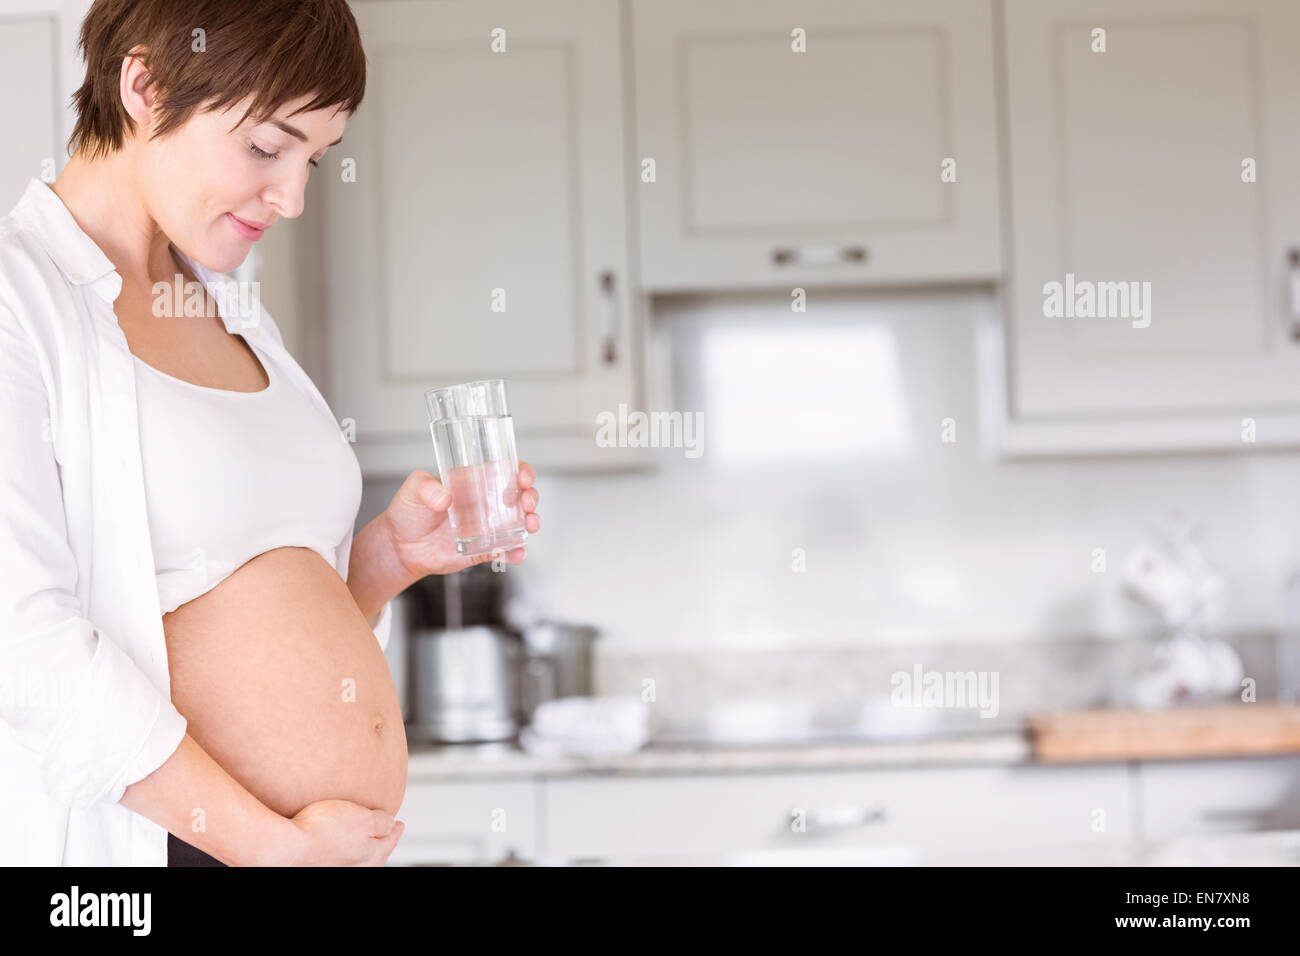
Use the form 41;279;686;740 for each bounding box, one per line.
389;778;537;865
1138;755;1300;841
541;765;1132;862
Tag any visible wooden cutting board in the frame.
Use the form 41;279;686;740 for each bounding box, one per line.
1028;703;1300;761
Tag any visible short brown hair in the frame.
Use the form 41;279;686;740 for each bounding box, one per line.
68;0;366;161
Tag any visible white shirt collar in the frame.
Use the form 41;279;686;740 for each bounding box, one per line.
11;178;121;300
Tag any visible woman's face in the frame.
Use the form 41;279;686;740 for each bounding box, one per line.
139;93;348;273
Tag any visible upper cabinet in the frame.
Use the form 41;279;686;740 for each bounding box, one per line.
631;0;1003;292
323;0;1300;465
0;0;92;207
324;0;648;475
997;0;1300;455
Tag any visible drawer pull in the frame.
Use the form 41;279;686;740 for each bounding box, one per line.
771;244;868;267
808;805;887;830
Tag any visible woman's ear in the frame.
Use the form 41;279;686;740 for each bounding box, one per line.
119;45;158;131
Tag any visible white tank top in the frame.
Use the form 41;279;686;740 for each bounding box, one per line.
130;332;362;614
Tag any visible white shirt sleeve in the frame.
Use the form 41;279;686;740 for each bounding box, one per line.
370;598;394;654
335;523;395;653
0;300;187;808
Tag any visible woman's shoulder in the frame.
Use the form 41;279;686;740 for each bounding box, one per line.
0;205;76;339
0;205;59;287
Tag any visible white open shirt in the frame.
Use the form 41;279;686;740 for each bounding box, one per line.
0;178;393;866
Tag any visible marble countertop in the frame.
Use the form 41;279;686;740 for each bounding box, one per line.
406;730;1031;779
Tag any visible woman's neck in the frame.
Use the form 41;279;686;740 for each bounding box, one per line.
49;149;180;289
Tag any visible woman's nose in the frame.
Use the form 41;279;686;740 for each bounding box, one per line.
264;169;308;220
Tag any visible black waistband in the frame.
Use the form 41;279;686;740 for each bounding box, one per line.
167;831;228;867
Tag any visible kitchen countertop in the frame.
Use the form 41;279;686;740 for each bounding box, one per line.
406;707;1300;779
406;730;1032;779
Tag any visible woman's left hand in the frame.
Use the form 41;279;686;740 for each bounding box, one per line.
381;460;540;577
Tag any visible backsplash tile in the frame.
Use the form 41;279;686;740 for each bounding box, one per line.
361;288;1300;652
592;631;1281;741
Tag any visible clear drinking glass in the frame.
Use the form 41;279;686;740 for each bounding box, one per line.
425;379;528;556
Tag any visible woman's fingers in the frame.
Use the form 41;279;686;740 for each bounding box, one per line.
370;820;404;866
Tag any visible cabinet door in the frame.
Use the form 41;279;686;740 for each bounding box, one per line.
0;0;92;207
1001;0;1300;450
541;765;1132;862
388;778;537;865
1138;755;1300;841
632;0;1002;292
324;0;647;474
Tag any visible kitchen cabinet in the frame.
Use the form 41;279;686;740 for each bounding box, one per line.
993;0;1300;456
0;16;57;207
0;0;91;206
631;0;1003;292
539;764;1132;862
389;751;1300;864
322;0;649;475
389;777;537;865
1136;754;1300;841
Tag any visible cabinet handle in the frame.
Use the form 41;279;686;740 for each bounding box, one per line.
805;805;887;830
599;270;619;364
1289;248;1300;342
771;244;868;267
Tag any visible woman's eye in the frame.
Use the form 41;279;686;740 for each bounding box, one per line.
249;137;320;169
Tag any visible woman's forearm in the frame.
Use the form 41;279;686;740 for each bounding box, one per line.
119;732;297;866
345;515;419;627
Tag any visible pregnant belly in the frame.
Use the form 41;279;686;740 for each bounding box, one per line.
162;547;408;819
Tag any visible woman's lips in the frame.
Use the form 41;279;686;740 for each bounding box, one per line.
227;213;266;241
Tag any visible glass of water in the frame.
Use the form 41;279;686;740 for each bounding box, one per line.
425;379;528;556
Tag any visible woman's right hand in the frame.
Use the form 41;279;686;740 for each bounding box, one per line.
272;799;406;866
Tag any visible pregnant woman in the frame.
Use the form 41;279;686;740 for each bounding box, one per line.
0;0;540;866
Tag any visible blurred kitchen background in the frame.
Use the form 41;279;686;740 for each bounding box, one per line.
5;0;1300;865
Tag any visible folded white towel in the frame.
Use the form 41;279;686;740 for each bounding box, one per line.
520;696;649;757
